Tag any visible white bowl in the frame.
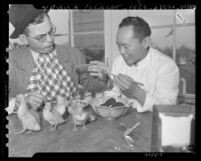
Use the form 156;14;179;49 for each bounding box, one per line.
93;105;129;120
90;95;130;120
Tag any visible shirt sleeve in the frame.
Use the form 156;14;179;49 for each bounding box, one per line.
134;61;179;112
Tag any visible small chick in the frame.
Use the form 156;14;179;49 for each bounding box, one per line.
6;97;18;115
43;102;65;131
55;96;68;116
68;103;89;131
12;94;41;134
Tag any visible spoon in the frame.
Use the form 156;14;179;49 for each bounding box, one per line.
125;135;135;149
124;122;141;136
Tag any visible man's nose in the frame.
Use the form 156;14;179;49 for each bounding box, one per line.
46;34;54;42
119;46;126;55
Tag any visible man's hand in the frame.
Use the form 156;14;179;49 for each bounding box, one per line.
25;92;44;110
88;61;109;80
113;74;146;106
113;74;140;98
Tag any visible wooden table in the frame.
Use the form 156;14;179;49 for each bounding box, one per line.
7;108;153;157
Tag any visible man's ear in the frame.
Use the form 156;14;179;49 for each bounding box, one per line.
142;36;151;49
18;34;28;45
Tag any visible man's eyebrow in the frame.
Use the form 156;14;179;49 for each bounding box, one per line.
33;28;52;39
116;42;128;46
35;26;53;36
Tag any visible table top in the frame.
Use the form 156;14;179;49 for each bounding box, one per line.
7;107;153;157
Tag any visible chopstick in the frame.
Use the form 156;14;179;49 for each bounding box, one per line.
129;80;144;86
108;72;144;86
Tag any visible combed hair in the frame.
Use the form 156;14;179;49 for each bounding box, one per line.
119;16;151;42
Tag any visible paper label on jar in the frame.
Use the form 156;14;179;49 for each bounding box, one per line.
159;113;193;147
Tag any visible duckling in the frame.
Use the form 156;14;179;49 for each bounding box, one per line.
43;101;65;131
55;96;69;116
6;97;18;115
68;103;89;131
11;94;41;135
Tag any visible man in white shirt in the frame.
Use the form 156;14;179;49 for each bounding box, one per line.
88;16;179;112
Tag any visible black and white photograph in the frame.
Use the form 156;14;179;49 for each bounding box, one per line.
5;4;195;157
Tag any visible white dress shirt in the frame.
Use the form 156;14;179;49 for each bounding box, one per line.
109;47;179;112
29;48;56;65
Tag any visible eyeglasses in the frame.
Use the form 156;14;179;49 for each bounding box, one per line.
28;26;56;43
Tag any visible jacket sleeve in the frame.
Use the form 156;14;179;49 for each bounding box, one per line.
8;50;19;98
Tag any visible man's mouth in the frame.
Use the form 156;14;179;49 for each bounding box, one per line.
46;45;53;49
45;43;54;48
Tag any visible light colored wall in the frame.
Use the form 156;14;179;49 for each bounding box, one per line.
48;9;70;45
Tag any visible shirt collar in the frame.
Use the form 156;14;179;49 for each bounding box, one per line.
29;48;56;65
135;47;152;67
29;48;56;55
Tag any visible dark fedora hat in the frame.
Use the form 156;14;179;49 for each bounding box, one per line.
9;4;48;39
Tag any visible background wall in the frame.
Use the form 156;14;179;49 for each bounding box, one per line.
48;9;70;45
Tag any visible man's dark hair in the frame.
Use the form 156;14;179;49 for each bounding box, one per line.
119;16;151;42
23;12;50;35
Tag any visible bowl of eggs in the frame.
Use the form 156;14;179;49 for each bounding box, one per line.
90;95;131;120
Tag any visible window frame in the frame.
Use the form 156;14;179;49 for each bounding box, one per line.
68;10;104;49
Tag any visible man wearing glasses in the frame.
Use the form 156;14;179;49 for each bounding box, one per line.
8;4;108;110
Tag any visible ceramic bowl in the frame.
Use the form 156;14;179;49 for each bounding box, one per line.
90;96;130;120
